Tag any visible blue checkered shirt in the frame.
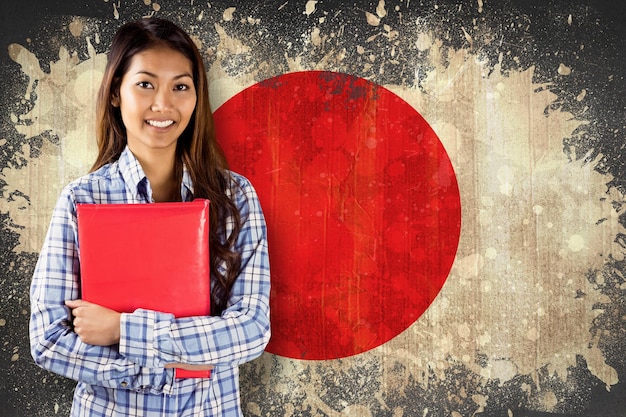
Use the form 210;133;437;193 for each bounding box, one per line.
29;147;271;416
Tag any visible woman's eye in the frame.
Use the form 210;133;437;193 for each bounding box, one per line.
175;84;190;91
137;81;153;89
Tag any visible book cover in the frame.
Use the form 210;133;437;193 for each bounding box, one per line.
76;199;212;378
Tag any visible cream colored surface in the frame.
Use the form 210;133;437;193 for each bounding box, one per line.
3;3;622;415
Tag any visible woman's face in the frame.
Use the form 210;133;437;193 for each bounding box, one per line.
115;45;197;160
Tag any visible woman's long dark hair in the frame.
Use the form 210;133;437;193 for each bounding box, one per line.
92;17;241;315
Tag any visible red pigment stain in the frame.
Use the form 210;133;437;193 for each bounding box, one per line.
214;71;461;360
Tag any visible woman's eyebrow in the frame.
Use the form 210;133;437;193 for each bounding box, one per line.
133;70;193;79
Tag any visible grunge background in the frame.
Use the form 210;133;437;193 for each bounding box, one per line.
1;0;626;416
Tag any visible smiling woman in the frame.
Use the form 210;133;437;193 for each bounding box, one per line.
28;17;271;417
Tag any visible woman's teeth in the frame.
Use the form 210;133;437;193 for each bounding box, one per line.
147;120;174;128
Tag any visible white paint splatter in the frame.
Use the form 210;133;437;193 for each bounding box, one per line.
223;6;236;21
304;1;318;16
4;39;104;252
376;0;387;18
365;11;381;27
558;63;572;75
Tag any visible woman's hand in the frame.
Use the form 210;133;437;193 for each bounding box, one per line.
65;299;121;346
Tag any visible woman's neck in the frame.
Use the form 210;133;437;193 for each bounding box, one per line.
134;149;179;202
149;171;179;202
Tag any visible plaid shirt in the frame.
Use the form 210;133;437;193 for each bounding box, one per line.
29;147;271;416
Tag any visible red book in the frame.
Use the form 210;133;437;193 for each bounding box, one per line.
76;199;211;379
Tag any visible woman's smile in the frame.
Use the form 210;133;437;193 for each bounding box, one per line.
146;119;175;128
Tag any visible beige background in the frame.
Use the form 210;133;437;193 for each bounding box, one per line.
1;1;625;416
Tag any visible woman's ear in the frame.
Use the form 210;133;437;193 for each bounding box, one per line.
111;82;121;107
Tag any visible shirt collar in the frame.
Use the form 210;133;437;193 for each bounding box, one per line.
118;146;194;203
181;165;194;201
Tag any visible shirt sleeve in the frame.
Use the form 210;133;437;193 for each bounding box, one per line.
29;186;174;392
119;174;271;369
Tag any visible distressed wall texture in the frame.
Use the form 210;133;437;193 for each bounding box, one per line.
1;1;626;416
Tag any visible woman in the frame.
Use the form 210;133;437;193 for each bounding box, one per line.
29;17;271;416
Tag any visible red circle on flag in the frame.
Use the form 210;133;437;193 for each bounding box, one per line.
214;71;461;360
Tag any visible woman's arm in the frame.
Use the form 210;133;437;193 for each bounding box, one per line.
118;174;271;369
64;299;214;371
29;187;173;391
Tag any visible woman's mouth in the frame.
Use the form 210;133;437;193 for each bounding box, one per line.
146;119;174;128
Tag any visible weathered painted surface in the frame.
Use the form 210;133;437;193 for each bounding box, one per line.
1;1;625;416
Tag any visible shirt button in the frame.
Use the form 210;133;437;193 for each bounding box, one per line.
121;382;128;387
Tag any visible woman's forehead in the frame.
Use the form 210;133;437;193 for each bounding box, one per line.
124;45;194;77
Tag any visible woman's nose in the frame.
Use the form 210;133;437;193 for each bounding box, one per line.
151;88;173;112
